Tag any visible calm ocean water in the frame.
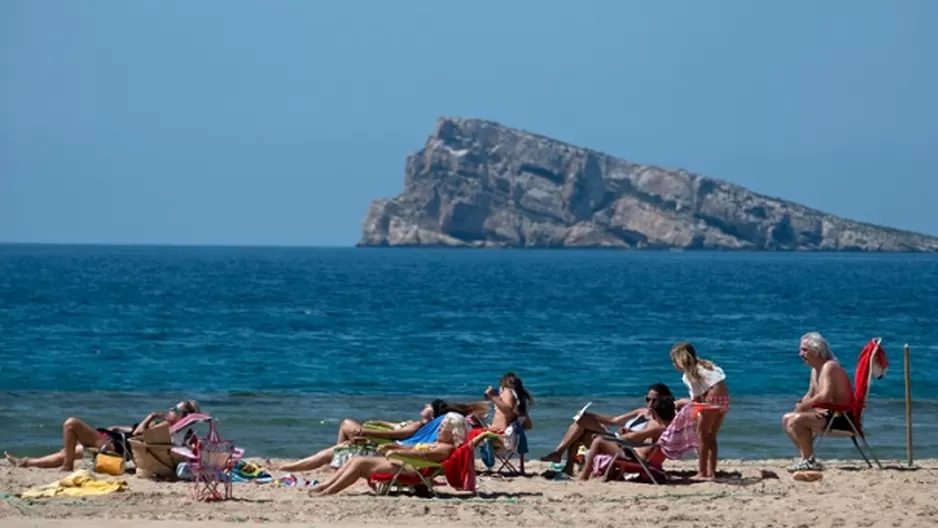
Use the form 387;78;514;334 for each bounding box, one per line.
1;245;937;462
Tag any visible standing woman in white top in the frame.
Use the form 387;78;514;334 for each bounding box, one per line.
670;341;730;480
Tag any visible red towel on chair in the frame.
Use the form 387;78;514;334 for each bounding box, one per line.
854;340;889;411
442;429;485;492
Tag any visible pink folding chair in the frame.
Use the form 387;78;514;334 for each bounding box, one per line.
171;414;240;501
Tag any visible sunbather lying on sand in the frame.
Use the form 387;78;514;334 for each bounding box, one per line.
539;383;674;475
307;412;469;496
4;400;200;471
274;399;484;473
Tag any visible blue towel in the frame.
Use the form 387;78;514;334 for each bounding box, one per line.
516;425;529;455
479;440;496;468
398;415;444;446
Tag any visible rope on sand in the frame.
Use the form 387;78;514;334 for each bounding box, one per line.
0;493;30;515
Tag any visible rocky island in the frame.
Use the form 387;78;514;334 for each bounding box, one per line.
359;117;938;251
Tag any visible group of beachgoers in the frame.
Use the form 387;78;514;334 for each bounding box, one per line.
4;332;860;491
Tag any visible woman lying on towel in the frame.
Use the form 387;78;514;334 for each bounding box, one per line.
4;400;200;471
274;399;485;473
308;412;469;496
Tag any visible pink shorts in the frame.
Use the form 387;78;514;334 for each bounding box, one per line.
707;394;731;412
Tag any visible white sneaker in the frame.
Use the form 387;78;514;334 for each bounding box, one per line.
787;457;822;472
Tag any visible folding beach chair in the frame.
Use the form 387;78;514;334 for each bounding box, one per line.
601;441;669;484
368;430;498;496
476;415;528;476
367;457;445;497
494;417;528;475
168;414;243;501
812;338;887;469
599;404;698;485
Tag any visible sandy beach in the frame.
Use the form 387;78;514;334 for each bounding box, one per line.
2;457;936;528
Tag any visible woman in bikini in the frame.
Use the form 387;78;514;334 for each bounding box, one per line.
307;412;469;496
275;399;485;473
486;372;533;430
4;400;200;471
485;372;534;453
539;383;674;476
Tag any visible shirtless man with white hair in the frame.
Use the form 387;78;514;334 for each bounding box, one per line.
781;331;855;471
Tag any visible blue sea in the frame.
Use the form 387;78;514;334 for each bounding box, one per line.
2;245;937;463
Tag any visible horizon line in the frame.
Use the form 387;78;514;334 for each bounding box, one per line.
1;241;938;255
0;241;356;249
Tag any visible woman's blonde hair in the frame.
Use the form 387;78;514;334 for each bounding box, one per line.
182;400;201;414
670;342;715;382
441;412;469;447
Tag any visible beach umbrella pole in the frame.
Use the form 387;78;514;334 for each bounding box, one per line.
903;344;913;468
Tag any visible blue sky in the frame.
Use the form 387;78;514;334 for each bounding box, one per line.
2;0;936;246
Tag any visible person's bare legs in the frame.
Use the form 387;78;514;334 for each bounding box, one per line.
309;456;399;495
277;446;338;472
308;459;355;493
576;437;621;481
694;410;718;480
706;411;726;478
787;412;824;460
561;432;595;475
336;419;364;444
5;445;85;469
541;413;604;463
781;413;801;447
61;417;104;471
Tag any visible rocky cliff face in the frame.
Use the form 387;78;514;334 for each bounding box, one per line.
360;117;938;251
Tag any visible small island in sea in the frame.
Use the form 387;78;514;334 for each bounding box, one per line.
359;117;938;252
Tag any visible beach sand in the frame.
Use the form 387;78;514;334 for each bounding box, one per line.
2;458;936;528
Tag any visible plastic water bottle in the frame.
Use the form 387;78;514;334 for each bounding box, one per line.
176;462;192;481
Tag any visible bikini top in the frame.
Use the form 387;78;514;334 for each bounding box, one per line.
624;413;650;431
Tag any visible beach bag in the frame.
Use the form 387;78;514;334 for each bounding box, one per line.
129;437;184;480
93;451;125;476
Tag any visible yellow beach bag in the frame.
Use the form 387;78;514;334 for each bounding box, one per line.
94;452;125;476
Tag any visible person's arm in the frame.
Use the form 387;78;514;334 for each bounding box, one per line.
106;426;134;433
359;421;422;440
680;376;700;405
795;370;818;407
485;387;518;419
796;365;833;412
131;412;165;436
384;443;454;463
522;414;533;431
618;422;666;443
596;408;643;427
365;420;398;429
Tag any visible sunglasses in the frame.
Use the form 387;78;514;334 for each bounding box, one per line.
645;396;657;403
169;405;191;416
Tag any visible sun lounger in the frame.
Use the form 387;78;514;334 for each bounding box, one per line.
598;405;698;485
368;430;498;496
